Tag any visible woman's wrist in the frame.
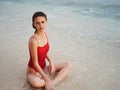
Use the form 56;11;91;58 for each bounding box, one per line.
44;76;50;82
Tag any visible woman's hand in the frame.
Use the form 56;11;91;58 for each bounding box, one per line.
45;80;53;90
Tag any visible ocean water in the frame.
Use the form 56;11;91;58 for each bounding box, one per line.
0;0;120;90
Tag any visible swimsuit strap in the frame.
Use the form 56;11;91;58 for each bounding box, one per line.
44;32;48;41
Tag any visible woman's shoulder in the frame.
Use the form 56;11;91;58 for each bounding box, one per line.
29;35;38;46
30;34;37;39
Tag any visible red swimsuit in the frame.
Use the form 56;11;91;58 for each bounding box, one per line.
28;35;49;72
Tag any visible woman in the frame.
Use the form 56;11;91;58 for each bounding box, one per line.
27;11;72;90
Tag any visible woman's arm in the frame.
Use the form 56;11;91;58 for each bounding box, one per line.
46;53;53;64
46;53;55;75
29;38;50;82
45;32;55;75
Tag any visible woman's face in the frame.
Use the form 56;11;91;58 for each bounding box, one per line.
33;16;47;31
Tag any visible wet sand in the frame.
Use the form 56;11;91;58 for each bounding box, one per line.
0;29;120;90
0;1;120;90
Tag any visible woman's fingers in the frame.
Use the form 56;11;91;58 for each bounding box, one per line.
45;85;50;90
45;86;52;90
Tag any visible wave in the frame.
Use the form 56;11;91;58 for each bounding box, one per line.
73;4;120;20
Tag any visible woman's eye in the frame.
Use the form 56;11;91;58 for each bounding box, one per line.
41;21;44;24
36;22;40;24
36;21;44;25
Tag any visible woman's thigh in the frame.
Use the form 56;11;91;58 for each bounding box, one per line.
27;73;45;88
54;62;70;71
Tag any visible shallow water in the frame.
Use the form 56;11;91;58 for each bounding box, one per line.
0;0;120;90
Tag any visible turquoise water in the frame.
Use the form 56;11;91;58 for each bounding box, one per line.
0;0;120;42
0;0;120;90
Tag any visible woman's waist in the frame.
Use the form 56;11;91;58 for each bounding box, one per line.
28;60;46;72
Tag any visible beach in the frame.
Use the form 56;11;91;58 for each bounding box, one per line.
0;0;120;90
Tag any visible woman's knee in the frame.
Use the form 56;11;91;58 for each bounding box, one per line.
32;81;41;88
31;79;45;88
27;74;45;88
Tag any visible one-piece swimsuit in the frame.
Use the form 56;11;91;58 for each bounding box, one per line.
28;33;49;72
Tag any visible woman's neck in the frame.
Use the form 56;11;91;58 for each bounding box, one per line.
35;31;44;36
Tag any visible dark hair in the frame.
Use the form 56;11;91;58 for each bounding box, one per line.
32;11;47;33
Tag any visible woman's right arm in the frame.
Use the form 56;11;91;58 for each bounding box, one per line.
29;38;51;84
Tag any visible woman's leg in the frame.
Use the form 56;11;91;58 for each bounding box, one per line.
27;73;45;88
52;62;72;86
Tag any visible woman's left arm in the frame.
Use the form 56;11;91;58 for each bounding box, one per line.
46;53;56;75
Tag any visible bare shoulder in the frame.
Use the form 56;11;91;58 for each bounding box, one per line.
29;35;38;47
